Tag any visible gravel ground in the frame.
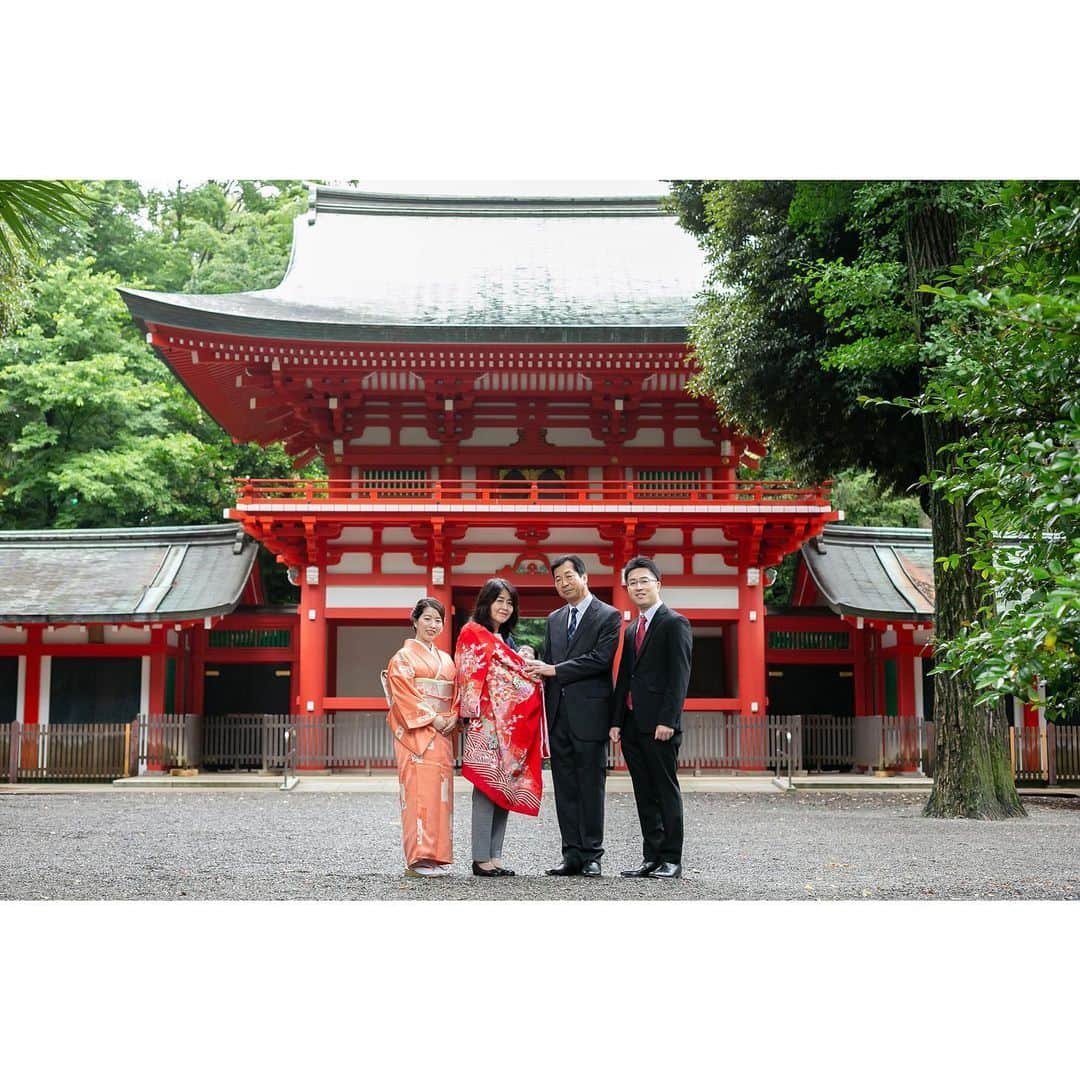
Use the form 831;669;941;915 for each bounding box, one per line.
1;789;1077;900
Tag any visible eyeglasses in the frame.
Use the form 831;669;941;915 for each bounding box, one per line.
625;577;658;588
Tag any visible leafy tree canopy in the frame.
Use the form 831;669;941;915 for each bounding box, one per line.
0;180;318;536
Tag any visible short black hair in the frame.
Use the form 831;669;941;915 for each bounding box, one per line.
410;596;445;623
623;555;662;583
550;554;586;577
471;577;520;638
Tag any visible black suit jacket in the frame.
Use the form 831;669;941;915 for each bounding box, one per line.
612;604;693;734
542;596;621;742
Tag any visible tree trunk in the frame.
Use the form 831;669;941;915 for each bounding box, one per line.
920;413;1025;819
904;197;1024;819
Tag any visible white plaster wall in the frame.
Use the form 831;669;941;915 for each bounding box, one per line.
624;428;665;447
462;527;519;544
39;657;51;727
381;553;424;574
140;656;150;717
380;528;423;545
328;553;374;574
335;527;374;544
459;428;519;447
0;627;27;644
326;586;427;610
349;427;391;446
692;555;737;575
645;530;685;546
458;552;519;575
881;630;898;648
673;428;713;447
44;627;86;644
16;656;25;724
399;426;438;446
109;627;152;644
659;587;739;610
546;427;601;447
651;554;684;576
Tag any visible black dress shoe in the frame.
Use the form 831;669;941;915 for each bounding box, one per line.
649;862;682;878
472;861;501;877
545;860;581;876
492;866;516;876
580;860;601;877
620;860;661;878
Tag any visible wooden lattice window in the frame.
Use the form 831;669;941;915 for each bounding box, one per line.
768;630;850;651
208;628;292;649
636;469;701;498
362;468;428;493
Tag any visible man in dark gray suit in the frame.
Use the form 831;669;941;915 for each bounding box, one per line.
524;554;620;876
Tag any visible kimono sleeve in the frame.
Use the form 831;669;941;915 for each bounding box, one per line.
385;651;438;731
454;624;495;719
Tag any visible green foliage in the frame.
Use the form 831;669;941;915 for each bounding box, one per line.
0;181;319;532
917;182;1080;717
670;181;926;493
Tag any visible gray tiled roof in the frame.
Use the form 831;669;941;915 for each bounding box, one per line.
119;187;707;344
0;525;257;623
801;525;935;622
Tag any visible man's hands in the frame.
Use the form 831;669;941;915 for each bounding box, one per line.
524;660;557;678
610;725;675;743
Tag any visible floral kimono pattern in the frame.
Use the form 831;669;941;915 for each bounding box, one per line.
454;620;548;816
383;639;459;868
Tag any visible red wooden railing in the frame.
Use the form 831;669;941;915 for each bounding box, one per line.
233;477;834;505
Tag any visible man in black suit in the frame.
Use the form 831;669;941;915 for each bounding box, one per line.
611;555;693;879
524;554;620;877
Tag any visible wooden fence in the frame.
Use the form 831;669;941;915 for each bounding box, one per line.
6;715;1079;783
2;721;133;782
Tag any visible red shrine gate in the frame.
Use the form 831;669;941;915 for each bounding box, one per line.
120;187;839;757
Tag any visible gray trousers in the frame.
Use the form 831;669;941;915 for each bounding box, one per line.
471;787;509;862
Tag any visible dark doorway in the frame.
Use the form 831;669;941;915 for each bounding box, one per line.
0;656;17;723
767;664;855;716
203;663;292;715
50;657;141;724
688;633;730;698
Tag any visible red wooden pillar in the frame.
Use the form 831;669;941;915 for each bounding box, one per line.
1023;700;1042;773
895;629;918;717
148;628;168;716
427;527;454;654
297;565;328;718
20;626;43;770
737;552;767;767
190;624;206;717
22;626;42;726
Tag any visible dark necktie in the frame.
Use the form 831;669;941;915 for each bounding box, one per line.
628;615;647;711
567;606;578;642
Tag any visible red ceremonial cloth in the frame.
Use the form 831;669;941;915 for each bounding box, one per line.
454;620;548;816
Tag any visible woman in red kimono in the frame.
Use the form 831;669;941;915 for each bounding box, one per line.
383;597;460;877
455;578;547;877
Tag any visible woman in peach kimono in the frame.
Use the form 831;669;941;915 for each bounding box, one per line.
383;597;460;878
455;578;547;877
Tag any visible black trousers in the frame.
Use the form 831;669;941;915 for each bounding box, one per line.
620;713;683;864
549;709;607;865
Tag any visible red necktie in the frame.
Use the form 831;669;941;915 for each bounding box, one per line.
627;615;647;711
